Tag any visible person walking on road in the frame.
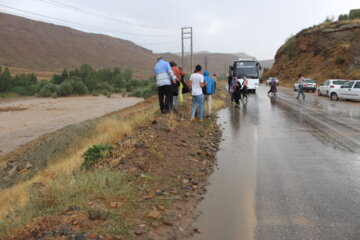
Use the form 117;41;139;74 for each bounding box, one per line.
190;65;207;122
203;70;216;118
154;57;177;113
296;73;306;100
268;78;277;95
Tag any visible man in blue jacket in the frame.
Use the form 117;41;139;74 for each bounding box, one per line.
203;70;216;118
154;57;176;113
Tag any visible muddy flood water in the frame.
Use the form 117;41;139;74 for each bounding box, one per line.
0;95;142;156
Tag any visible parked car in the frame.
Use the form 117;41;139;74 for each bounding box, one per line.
294;78;317;92
266;77;279;86
330;80;360;101
318;79;348;96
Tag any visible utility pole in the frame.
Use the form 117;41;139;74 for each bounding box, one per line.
181;27;193;73
204;55;208;70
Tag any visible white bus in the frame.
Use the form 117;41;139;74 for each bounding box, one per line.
230;58;262;93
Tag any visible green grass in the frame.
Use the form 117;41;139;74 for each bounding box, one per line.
81;143;112;170
0;167;131;237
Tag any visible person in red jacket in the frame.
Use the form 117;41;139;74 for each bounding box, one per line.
170;61;186;112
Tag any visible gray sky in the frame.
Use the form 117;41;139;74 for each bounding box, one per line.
0;0;358;59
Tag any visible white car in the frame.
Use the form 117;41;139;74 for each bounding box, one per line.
294;78;317;92
318;79;348;96
330;80;360;101
266;77;279;86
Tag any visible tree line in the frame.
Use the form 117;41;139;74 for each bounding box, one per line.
0;64;157;99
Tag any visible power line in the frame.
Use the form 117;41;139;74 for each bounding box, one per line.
38;0;177;31
0;4;177;37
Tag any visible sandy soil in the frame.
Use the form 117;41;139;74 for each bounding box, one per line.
0;95;142;156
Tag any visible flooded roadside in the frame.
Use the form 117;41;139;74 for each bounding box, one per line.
191;105;259;240
0;94;142;157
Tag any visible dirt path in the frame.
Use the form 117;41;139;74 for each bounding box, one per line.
0;95;142;157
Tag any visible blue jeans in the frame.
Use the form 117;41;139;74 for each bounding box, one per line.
296;85;305;99
191;94;204;120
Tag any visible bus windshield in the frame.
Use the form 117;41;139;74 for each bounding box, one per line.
233;61;259;78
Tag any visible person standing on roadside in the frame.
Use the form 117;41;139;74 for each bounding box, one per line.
296;73;306;100
190;65;207;122
233;76;242;107
203;70;216;118
212;73;218;82
242;76;248;98
154;57;176;114
170;61;186;112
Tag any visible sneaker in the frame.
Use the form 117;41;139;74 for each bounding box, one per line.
198;119;203;123
190;118;196;122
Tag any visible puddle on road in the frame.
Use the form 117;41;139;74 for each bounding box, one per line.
191;107;258;240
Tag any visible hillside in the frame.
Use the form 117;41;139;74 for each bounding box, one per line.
265;19;360;84
0;12;157;79
0;12;272;80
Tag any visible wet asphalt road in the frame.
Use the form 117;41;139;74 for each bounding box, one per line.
192;86;360;240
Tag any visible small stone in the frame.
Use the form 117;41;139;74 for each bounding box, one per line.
88;209;107;220
151;222;160;228
182;179;189;184
87;233;99;239
194;227;202;233
133;226;146;236
109;202;122;208
157;205;165;210
147;210;161;219
25;162;33;169
162;218;174;226
8;165;18;177
135;142;143;148
66;205;81;212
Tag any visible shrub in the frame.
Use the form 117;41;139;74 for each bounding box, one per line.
102;89;112;97
120;88;127;97
38;82;57;97
338;14;349;21
349;9;360;19
81;144;112;170
58;81;73;96
285;35;297;59
70;79;89;95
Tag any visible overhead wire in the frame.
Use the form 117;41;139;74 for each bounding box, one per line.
0;3;177;37
38;0;177;31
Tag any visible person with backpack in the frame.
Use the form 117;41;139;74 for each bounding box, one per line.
190;65;207;122
203;70;216;118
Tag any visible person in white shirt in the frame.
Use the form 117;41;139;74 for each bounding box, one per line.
190;64;207;122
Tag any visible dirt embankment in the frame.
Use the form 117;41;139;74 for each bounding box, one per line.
0;95;143;190
265;19;360;84
1;86;228;239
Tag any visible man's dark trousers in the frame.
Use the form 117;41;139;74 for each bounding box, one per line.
158;85;171;113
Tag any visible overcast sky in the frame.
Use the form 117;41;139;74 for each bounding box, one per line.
0;0;358;59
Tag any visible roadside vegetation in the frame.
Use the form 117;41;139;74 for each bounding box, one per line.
0;64;157;99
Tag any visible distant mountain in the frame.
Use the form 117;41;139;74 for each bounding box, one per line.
259;59;275;69
0;12;156;78
159;52;273;76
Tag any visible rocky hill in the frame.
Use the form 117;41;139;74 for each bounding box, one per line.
0;12;157;79
265;19;360;84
